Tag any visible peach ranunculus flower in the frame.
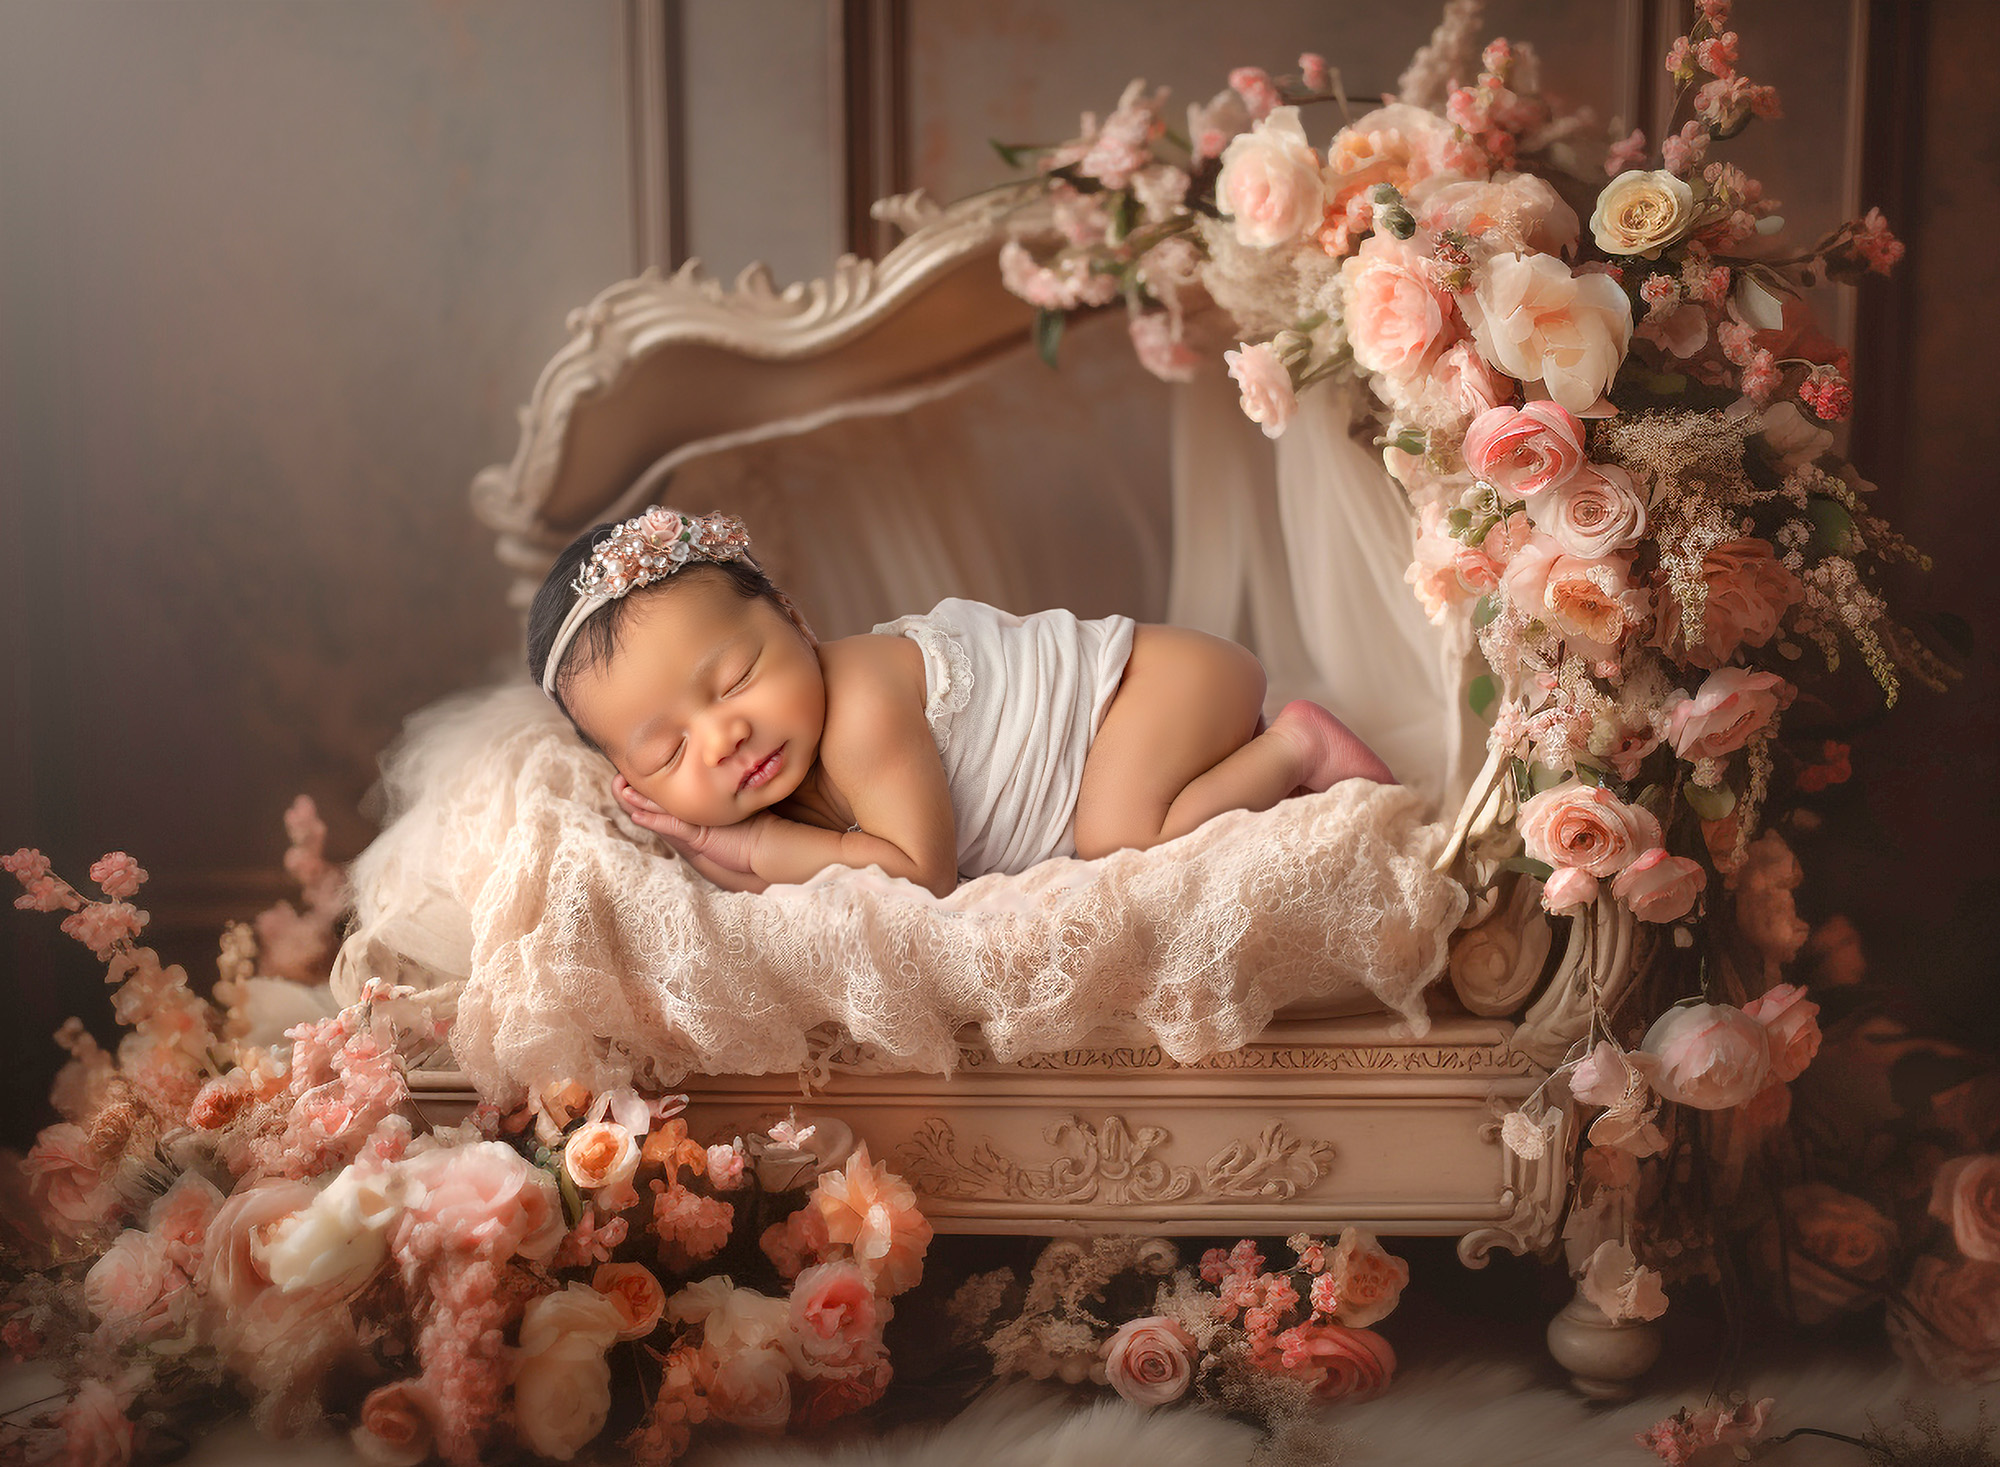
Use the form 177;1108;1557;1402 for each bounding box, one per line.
1931;1155;2000;1264
1462;400;1587;504
1463;252;1632;415
784;1260;883;1379
1590;169;1697;258
351;1380;436;1467
810;1145;933;1298
395;1141;566;1264
1518;784;1663;878
1641;1002;1772;1110
1654;538;1802;670
1216;106;1329;249
1102;1316;1197;1406
21;1123;122;1239
1889;1255;2000;1385
593;1261;669;1341
563;1121;642;1208
1224;341;1297;439
1742;983;1822;1084
1323;1228;1410;1328
1667;667;1795;761
514;1284;626;1461
1340;232;1461;383
1610;848;1706;924
1533;464;1649;558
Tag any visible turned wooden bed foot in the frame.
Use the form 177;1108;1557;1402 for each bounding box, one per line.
1545;1288;1663;1400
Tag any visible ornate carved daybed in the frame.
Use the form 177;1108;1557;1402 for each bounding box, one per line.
375;189;1651;1391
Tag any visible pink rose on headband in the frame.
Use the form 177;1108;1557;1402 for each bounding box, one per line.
1519;785;1662;877
1642;1002;1771;1110
1742;983;1822;1084
1610;848;1705;923
1462;401;1587;503
1667;667;1795;760
1217;107;1328;248
1341;233;1460;382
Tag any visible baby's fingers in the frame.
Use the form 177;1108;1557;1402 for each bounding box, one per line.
612;775;665;815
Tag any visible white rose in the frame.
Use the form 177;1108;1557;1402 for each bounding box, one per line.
667;1276;791;1357
514;1285;625;1461
1532;464;1649;557
1590;169;1696;258
256;1165;403;1298
1216;106;1328;248
1224;341;1297;439
1464;253;1632;416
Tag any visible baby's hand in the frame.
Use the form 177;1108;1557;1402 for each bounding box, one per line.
614;776;765;874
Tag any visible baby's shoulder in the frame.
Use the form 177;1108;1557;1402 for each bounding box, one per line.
817;632;927;726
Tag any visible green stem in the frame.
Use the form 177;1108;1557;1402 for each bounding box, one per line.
1769;1425;1873;1452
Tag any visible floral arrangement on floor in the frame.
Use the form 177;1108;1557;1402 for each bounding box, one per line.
0;820;933;1466
991;0;1975;1386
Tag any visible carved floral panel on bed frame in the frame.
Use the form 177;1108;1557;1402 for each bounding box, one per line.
443;190;1638;1275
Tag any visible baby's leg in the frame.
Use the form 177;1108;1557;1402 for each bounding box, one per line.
1072;628;1392;860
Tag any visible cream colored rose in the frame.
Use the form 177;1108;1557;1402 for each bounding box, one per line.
514;1285;625;1461
1533;464;1649;558
256;1165;403;1298
1216;106;1329;248
1590;169;1697;258
563;1121;640;1197
1464;253;1632;415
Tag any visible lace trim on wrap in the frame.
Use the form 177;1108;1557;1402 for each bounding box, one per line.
879;617;973;753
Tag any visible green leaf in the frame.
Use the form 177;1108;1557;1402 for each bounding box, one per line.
1472;594;1501;630
1528;762;1568;795
1498;855;1555;880
990;139;1033;170
554;1160;585;1226
1511;758;1534;804
1108;191;1136;243
1571;763;1605;787
1641;370;1689;395
1683;781;1737;821
1447;507;1473;533
1033;308;1065;369
1468;674;1497;720
1806;496;1857;556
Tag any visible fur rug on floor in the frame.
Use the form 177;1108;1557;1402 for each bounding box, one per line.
685;1353;1996;1467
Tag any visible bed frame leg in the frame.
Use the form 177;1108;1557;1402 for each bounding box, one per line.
1544;1284;1663;1400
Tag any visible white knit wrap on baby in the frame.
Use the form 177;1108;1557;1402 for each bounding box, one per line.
342;685;1469;1105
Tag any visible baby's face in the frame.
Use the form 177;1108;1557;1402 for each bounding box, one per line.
565;574;825;827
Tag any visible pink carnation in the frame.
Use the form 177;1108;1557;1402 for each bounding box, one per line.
650;1180;734;1265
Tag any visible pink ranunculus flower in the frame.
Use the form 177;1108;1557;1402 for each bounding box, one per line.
21;1123;121;1237
1889;1255;2000;1385
784;1260;882;1379
1224;341;1297;439
1216;106;1328;248
1103;1316;1197;1406
1611;849;1706;924
1541;865;1599;914
1742;983;1822;1084
1463;252;1633;415
811;1145;933;1298
1642;1002;1772;1110
1654;538;1802;669
1340;232;1461;382
352;1380;436;1467
85;1228;189;1344
396;1141;566;1264
1534;464;1649;558
1930;1155;2000;1265
1666;666;1794;761
1518;784;1663;878
1128;313;1201;383
1462;400;1587;503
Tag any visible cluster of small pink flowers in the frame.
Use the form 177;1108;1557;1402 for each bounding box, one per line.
1797;364;1853;421
650;1179;734;1265
59;900;147;959
88;852;147;900
1852;207;1906;275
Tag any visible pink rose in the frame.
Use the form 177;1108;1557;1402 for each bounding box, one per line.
1541;865;1600;914
397;1142;566;1263
1426;340;1510;425
1653;539;1802;669
353;1381;436;1467
1340;233;1460;382
1742;983;1822;1084
1642;1002;1771;1110
1533;464;1648;557
146;1173;224;1274
1667;666;1794;761
1518;785;1663;878
1889;1256;2000;1384
54;1380;135;1467
593;1261;669;1341
21;1123;121;1237
1128;314;1201;383
1929;1155;2000;1264
85;1229;189;1344
1417;172;1580;257
1103;1316;1197;1406
1462;400;1587;503
784;1260;882;1379
705;1345;793;1432
1224;341;1297;439
201;1177;320;1315
1463;251;1632;415
1257;1321;1396;1400
1216;107;1328;248
1611;848;1705;924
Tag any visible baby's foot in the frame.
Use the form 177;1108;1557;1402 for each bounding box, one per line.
1271;700;1395;792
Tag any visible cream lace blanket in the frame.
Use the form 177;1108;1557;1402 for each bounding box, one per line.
342;686;1468;1104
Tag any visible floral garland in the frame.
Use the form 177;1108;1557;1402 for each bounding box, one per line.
991;0;1966;1362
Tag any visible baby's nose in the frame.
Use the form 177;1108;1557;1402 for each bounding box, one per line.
703;714;750;764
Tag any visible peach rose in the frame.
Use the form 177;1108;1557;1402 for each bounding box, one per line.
1324;1228;1409;1328
352;1381;435;1467
1224;341;1296;440
1533;464;1648;557
784;1260;882;1379
1611;848;1706;924
705;1345;793;1433
1889;1255;2000;1384
1642;1002;1771;1110
1463;252;1632;415
1258;1321;1396;1400
1462;400;1587;503
1103;1316;1197;1406
85;1229;188;1344
21;1123;121;1237
1327;103;1462;209
1654;539;1802;669
1518;784;1663;878
396;1141;565;1263
1216;106;1328;248
1742;983;1822;1084
1590;169;1696;258
564;1122;641;1199
1418;171;1579;257
514;1285;625;1461
593;1261;668;1340
1541;865;1599;914
1341;233;1460;382
1502;539;1640;652
811;1145;933;1298
1667;667;1795;760
1930;1155;2000;1264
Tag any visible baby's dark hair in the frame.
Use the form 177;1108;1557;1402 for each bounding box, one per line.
526;517;797;746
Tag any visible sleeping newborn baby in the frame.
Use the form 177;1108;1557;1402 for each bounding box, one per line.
528;507;1393;896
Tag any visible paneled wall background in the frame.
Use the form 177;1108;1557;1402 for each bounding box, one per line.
3;2;1994;1142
